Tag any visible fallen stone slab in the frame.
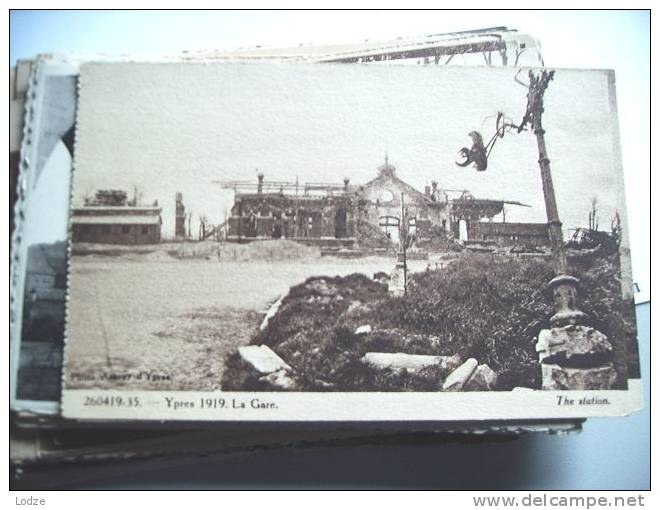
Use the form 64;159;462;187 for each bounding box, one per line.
361;352;461;373
354;324;372;336
237;345;292;375
442;358;478;391
463;364;498;391
541;363;618;390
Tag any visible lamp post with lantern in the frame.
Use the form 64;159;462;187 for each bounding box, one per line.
456;69;616;390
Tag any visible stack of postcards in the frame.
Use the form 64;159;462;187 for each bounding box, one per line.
9;27;643;487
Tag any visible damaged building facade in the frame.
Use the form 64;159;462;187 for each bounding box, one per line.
221;158;550;250
71;190;162;245
223;174;359;248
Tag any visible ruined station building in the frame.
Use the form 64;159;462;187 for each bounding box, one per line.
222;158;550;250
360;157;450;245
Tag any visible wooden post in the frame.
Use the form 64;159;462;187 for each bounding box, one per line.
526;70;587;327
400;192;408;295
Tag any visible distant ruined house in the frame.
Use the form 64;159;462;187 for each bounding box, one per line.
71;190;162;245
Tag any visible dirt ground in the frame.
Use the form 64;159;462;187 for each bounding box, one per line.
64;254;416;390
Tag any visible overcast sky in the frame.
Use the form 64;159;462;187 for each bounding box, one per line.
71;61;625;240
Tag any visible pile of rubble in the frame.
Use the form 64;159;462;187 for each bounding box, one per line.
235;322;500;392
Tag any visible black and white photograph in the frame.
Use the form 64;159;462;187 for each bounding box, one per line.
8;8;651;495
61;61;640;421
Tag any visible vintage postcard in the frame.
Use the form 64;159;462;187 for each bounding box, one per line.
10;28;549;422
10;59;78;415
61;61;642;421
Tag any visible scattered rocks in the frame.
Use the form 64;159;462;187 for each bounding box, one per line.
258;369;299;390
345;301;373;317
362;352;461;373
306;295;332;305
442;358;478;391
306;278;336;296
541;363;618;390
463;364;498;391
354;325;372;336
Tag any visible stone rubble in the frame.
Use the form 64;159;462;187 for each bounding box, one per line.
536;324;616;390
463;363;498;391
354;324;373;336
541;363;618;390
442;358;478;391
536;324;612;364
258;369;299;390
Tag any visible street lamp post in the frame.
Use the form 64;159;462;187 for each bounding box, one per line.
457;70;617;390
389;192;409;297
524;71;588;329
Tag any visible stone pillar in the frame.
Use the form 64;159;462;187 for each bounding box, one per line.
389;250;406;297
535;275;617;390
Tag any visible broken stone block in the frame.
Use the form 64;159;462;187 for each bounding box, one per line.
258;369;299;390
442;358;478;391
237;345;291;375
512;387;536;392
541;363;618;390
354;324;372;336
463;364;498;391
535;325;612;365
361;352;461;373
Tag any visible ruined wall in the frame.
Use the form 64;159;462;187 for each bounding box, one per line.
469;221;550;247
72;223;161;245
227;193;357;241
360;166;450;244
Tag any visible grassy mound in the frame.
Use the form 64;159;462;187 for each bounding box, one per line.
223;251;636;391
